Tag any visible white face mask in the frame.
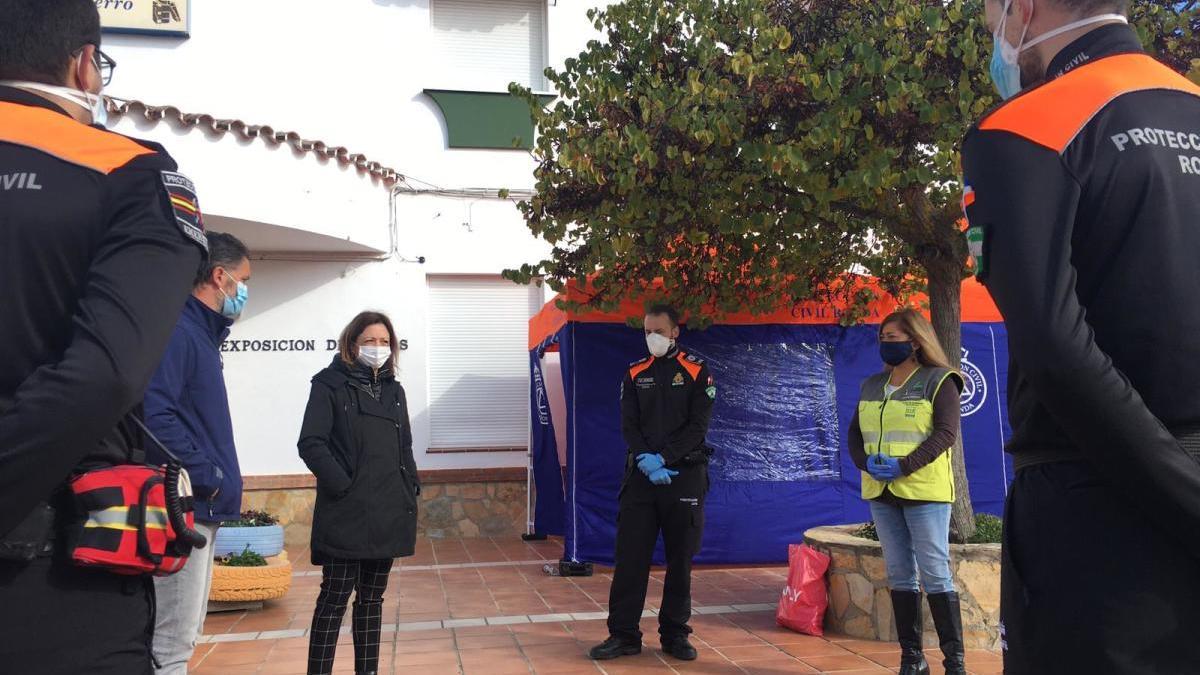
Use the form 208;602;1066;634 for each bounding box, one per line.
357;345;392;370
646;333;673;358
0;79;107;126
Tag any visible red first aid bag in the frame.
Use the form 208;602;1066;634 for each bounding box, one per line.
776;544;831;636
67;465;195;576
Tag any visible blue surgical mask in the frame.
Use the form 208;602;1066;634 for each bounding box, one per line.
989;0;1128;100
218;270;248;319
990;0;1031;100
990;33;1024;100
880;341;915;367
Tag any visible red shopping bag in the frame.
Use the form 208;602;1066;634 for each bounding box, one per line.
776;543;831;636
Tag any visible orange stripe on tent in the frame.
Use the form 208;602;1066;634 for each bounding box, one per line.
0;102;154;174
979;53;1200;153
529;294;570;351
529;277;1003;350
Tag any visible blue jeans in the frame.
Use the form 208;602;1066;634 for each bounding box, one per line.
152;522;219;674
869;501;954;594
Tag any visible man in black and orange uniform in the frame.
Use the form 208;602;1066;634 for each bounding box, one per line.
0;2;207;673
590;305;715;663
963;0;1200;672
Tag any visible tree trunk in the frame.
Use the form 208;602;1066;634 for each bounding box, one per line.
925;259;977;543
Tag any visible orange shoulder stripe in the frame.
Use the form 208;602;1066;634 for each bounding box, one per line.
629;359;654;379
979;53;1200;154
676;353;702;381
0;102;155;174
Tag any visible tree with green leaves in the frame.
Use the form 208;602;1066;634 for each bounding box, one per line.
506;0;1199;541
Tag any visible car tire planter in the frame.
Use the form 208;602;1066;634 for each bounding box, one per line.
209;551;292;602
213;524;285;557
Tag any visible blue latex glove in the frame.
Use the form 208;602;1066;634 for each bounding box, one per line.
865;459;887;482
636;453;666;476
648;467;679;486
868;454;903;482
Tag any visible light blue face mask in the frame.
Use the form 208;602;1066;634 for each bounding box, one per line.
989;0;1129;100
218;270;249;319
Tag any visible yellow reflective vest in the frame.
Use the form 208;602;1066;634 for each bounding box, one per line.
857;366;963;503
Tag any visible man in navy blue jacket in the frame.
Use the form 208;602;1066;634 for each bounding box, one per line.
144;231;250;673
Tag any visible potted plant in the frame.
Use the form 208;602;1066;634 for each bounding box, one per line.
803;514;1003;649
213;509;285;558
210;545;292;603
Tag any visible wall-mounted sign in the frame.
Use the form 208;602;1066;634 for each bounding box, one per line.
97;0;190;38
220;338;411;354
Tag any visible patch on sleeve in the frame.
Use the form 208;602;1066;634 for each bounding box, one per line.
961;181;987;281
961;184;976;214
161;171;208;251
966;225;987;281
705;386;717;400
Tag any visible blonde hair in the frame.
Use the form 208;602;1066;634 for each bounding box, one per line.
879;309;954;371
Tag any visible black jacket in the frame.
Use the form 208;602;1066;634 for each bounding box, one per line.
620;347;715;465
0;86;206;537
961;25;1200;558
298;357;419;563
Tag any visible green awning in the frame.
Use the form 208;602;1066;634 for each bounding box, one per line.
424;89;555;151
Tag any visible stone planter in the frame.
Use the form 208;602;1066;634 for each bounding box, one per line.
804;525;1001;650
210;551;292;602
213;524;285;558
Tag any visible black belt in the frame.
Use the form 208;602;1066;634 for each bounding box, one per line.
1012;428;1200;472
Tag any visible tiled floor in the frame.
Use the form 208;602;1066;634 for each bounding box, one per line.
190;537;1001;674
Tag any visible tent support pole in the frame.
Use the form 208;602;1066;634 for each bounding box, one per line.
522;356;546;542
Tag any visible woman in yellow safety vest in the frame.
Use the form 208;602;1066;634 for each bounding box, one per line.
848;309;965;675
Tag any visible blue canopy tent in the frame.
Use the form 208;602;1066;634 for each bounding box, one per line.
527;281;1012;565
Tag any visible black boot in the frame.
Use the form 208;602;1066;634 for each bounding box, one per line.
891;590;930;675
927;592;966;675
588;636;641;660
661;636;698;661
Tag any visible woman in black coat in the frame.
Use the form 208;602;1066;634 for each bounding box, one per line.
298;311;419;675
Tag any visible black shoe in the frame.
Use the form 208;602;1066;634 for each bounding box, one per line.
928;592;967;675
661;637;698;661
588;636;641;660
892;590;931;675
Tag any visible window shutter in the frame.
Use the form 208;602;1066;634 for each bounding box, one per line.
431;0;547;91
428;276;541;449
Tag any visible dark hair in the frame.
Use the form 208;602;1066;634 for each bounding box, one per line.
339;312;399;370
194;232;250;288
646;304;681;328
0;0;101;84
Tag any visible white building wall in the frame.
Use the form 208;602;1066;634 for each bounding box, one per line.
100;0;611;475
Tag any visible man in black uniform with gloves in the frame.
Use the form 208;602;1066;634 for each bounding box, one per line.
964;0;1200;672
0;2;207;673
590;305;715;663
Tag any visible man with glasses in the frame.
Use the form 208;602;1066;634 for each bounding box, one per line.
0;2;208;673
